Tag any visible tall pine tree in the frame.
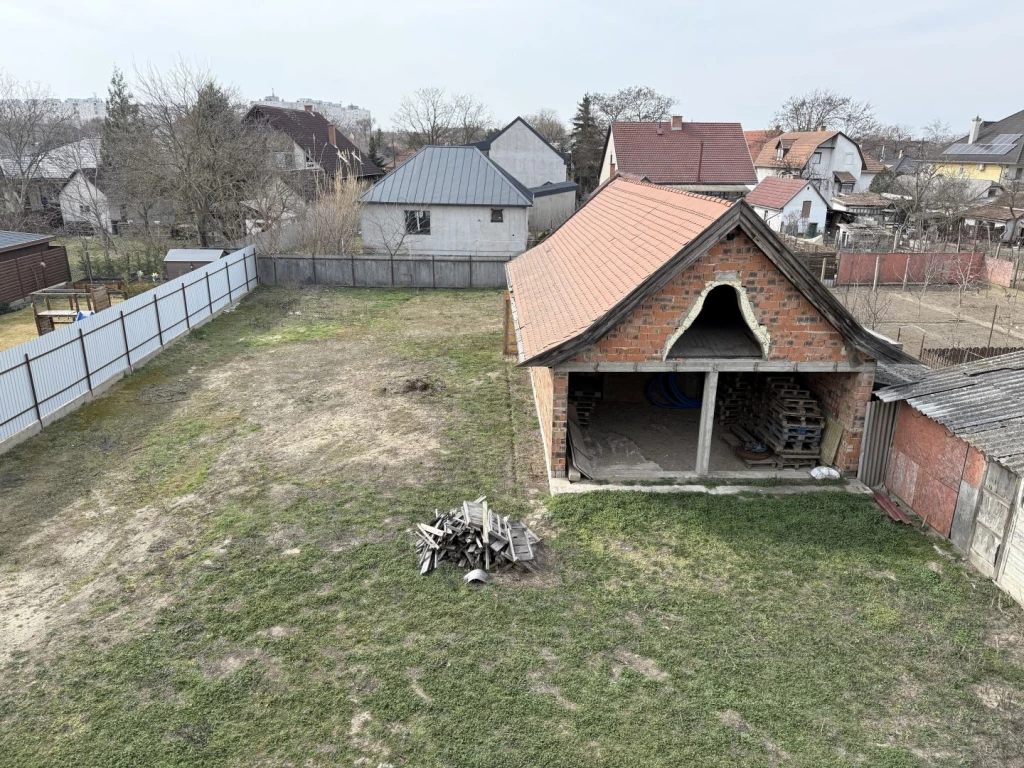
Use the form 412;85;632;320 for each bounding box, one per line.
569;94;604;197
368;128;387;171
101;67;140;168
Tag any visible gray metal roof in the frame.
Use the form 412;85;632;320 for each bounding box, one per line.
530;180;579;198
163;248;227;263
361;146;533;207
876;350;1024;474
0;231;51;254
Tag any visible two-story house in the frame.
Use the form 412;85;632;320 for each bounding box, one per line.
752;131;882;204
474;117;577;230
933;111;1024;200
244;104;383;195
600;116;757;200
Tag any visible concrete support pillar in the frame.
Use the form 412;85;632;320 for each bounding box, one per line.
695;369;719;475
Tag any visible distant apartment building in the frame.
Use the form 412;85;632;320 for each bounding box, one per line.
254;95;370;128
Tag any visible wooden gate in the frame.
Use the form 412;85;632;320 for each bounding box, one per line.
968;461;1020;578
997;487;1024;606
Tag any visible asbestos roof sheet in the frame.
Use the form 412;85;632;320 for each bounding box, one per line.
361;146;533;207
610;121;757;185
876;350;1024;474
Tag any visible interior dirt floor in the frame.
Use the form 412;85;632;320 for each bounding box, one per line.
580;404;748;478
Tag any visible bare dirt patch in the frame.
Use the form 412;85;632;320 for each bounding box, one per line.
610;649;669;682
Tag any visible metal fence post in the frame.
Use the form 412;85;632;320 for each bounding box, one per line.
119;311;133;371
78;327;93;393
225;262;233;301
181;283;190;329
205;271;213;313
24;353;42;424
243;252;251;289
153;293;163;345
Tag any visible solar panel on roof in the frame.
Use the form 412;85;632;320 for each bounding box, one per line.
944;133;1022;157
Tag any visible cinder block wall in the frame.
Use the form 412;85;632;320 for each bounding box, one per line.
802;371;874;473
886;403;986;535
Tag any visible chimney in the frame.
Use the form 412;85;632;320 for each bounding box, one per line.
969;116;983;144
656;122;664;136
304;104;313;112
670;115;683;131
328;124;337;147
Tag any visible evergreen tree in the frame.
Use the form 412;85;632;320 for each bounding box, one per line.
569;94;604;197
368;128;387;170
101;67;140;167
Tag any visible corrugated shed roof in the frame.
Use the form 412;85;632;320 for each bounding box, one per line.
609;122;757;185
361;146;533;207
744;177;812;210
0;231;51;254
876;350;1024;474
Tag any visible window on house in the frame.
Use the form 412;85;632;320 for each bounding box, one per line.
844;152;854;168
490;209;504;223
79;204;90;214
275;152;290;169
801;200;812;218
776;147;786;161
404;210;431;234
841;182;854;193
811;152;822;165
978;164;986;171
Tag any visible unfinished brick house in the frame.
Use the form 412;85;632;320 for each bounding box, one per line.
505;175;913;481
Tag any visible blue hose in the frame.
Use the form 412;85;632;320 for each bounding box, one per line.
647;372;702;409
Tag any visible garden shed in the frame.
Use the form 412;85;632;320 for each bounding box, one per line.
506;176;913;482
164;248;228;280
0;231;72;304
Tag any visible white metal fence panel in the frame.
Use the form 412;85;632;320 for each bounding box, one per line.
0;246;256;444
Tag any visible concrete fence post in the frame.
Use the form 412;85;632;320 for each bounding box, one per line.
872;255;881;291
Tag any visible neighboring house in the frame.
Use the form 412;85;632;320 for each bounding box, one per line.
752;131;879;202
163;248;228;280
876;351;1024;607
1;138;100;225
962;204;1024;245
245;104;383;193
59;169;121;234
744;177;829;236
744;129;781;165
360;146;532;259
933;111;1024;194
0;231;72;303
505;175;912;482
600;116;757;199
474;117;577;230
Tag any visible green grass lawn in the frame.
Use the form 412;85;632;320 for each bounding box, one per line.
0;305;37;352
1;287;1022;767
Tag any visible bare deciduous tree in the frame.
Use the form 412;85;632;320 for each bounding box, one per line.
363;205;410;259
392;88;492;149
134;61;276;247
594;86;676;124
772;89;878;139
523;108;568;149
0;71;75;230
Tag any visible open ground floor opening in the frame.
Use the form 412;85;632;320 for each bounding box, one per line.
561;368;867;482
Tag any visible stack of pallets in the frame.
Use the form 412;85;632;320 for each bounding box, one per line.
748;376;823;468
415;497;540;574
568;381;602;429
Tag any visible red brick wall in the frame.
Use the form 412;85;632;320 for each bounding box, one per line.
802;371;874;473
569;230;855;365
885;403;984;536
530;366;568;477
983;256;1014;288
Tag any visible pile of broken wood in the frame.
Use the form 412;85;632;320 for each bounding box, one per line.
415;496;540;575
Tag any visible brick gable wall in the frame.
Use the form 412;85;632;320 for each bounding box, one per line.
569;230;854;365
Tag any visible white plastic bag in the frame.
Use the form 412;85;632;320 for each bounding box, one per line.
810;466;841;480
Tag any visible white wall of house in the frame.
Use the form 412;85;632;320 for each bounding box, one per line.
529;190;576;231
487;121;566;189
599;132;617;185
361;204;529;258
59;174;114;233
751;186;828;235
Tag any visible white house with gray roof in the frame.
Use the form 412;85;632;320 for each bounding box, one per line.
359;146;532;259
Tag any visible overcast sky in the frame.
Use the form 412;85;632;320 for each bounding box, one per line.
3;0;1021;134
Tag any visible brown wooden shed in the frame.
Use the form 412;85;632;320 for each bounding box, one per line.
0;231;72;304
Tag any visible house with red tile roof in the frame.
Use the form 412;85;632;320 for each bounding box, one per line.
600;116;757;200
752;130;879;204
505;176;911;483
744;177;829;237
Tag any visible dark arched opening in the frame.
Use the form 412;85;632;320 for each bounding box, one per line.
667;285;764;359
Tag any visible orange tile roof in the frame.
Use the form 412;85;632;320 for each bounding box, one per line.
744;177;813;210
744;130;780;163
754;130;839;170
506;176;733;363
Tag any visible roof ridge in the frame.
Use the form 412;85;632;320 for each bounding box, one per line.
615;175;734;207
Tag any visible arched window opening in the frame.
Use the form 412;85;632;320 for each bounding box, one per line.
667;285;764;359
